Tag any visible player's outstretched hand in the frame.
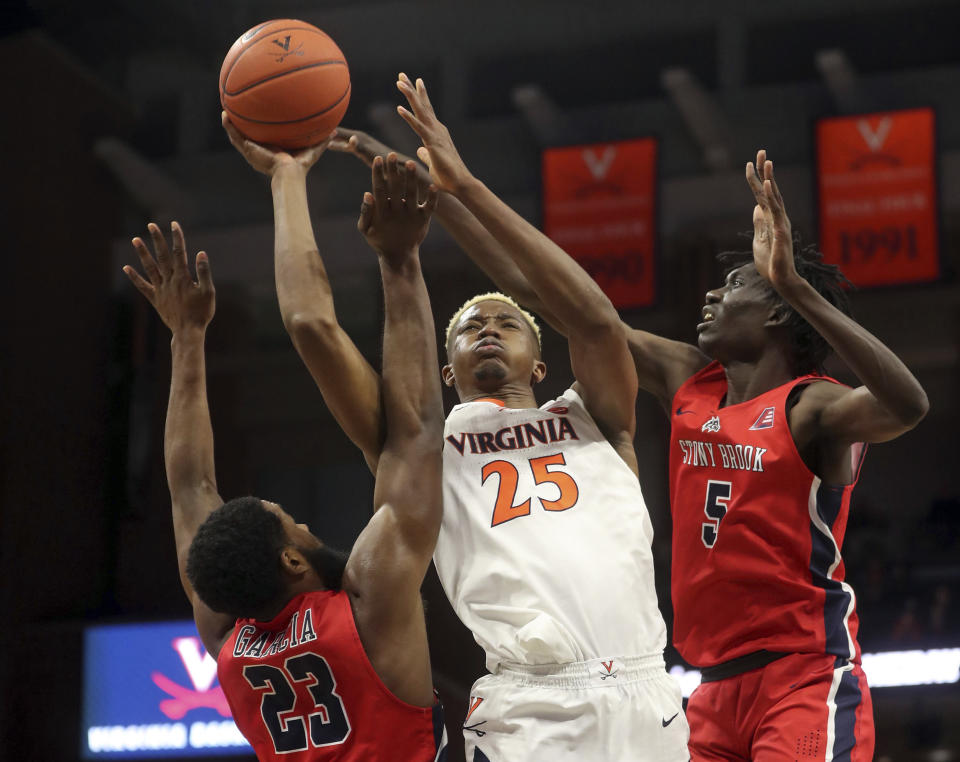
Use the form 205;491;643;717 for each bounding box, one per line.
124;221;215;334
328;127;390;169
395;73;472;194
358;152;438;265
331;127;436;198
746;149;800;293
222;111;336;177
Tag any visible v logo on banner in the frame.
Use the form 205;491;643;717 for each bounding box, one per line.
173;636;218;692
856;117;892;152
582;146;617;180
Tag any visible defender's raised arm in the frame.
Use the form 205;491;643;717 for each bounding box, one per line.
123;222;233;655
745;150;928;445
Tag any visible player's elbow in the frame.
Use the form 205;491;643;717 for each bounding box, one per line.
899;388;930;429
284;311;340;346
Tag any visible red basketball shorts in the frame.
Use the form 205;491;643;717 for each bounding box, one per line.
686;652;874;761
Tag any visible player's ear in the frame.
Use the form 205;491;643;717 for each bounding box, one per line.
531;360;547;385
280;547;309;578
765;302;791;328
441;363;456;387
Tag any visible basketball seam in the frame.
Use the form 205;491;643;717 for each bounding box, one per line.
224;82;351;125
222;25;343;92
222;59;348;97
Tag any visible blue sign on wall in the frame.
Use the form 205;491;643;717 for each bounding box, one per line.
82;621;252;759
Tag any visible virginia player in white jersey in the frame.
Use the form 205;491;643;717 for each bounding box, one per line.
397;73;686;761
222;75;688;759
436;294;685;761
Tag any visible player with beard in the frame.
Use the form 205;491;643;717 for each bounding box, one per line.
222;76;689;759
335;128;926;759
122;157;448;762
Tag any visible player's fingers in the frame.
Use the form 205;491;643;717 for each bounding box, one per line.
415;78;437;117
171;221;188;272
404;160;419;204
764;160;785;207
195;251;214;294
421;184;439;216
763;179;783;220
122;265;156;301
756;149;767;179
357;191;374;234
416;146;433;171
371;155;388;210
147;223;173;274
397;73;419;108
131;236;162;284
385;152;403;206
396;103;428;139
745;162;768;208
221;112;248;151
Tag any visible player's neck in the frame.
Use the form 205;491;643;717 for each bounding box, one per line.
458;383;538;409
251;577;329;622
720;352;795;407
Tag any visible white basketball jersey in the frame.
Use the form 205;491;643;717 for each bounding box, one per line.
434;387;666;672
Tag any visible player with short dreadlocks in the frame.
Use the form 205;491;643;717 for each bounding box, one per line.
647;150;929;762
715;236;853;378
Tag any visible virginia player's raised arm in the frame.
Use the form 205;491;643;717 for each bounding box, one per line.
744;150;928;446
395;74;640;465
123;223;234;656
222;114;385;472
340;155;443;707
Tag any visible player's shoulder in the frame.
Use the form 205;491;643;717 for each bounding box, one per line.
549;384;586;410
790;378;849;411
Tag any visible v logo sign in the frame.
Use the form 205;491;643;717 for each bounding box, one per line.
465;696;484;723
582;146;616;181
601;660;615;673
272;35;292;52
856;117;892;152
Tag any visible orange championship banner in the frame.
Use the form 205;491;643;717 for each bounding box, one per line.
542;138;657;309
816;108;939;287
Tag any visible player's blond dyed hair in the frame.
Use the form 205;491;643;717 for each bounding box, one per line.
445;292;541;353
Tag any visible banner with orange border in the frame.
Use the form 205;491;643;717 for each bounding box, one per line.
542;138;657;309
816;108;939;287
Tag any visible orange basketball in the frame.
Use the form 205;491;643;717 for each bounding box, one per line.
220;19;350;149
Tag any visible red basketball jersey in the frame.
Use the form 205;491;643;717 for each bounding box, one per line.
217;590;445;761
669;362;867;668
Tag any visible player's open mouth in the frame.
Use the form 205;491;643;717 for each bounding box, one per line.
697;308;715;331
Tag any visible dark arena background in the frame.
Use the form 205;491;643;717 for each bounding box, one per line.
2;1;958;760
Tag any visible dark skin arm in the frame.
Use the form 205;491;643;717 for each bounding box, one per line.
746;150;929;481
340;157;443;707
222;113;385;472
123;223;234;657
395;73;641;470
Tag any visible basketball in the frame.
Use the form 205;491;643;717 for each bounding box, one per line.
219;19;350;149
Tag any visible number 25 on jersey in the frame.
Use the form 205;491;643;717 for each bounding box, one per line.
482;453;579;527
